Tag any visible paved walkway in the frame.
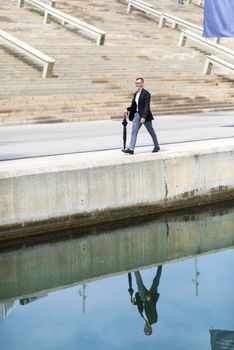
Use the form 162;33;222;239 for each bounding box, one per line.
0;111;233;161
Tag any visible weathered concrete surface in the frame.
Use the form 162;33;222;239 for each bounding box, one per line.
0;139;233;239
0;204;233;302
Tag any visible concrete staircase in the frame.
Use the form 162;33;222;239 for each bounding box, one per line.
0;0;234;125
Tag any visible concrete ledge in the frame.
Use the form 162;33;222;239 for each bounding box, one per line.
0;139;233;239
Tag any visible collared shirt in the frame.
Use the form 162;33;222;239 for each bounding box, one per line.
135;91;141;112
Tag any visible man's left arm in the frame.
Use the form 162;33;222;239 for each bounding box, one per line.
141;92;151;123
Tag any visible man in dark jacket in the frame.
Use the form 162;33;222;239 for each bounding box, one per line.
128;265;163;335
122;77;160;155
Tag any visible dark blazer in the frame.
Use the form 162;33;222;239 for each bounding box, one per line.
127;88;154;122
134;291;159;325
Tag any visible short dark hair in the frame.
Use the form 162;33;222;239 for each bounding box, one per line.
136;77;144;83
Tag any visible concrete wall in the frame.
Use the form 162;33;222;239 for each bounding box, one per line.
0;204;233;302
0;139;233;237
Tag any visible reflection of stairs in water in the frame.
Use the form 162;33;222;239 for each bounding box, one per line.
0;301;15;319
1;0;234;125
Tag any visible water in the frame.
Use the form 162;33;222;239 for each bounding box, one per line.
0;204;234;350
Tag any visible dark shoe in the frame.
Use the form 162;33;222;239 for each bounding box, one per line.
152;146;160;153
122;148;134;154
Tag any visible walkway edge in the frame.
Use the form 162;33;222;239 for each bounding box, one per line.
0;139;233;240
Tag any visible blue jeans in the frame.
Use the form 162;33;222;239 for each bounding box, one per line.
129;112;159;150
134;266;162;301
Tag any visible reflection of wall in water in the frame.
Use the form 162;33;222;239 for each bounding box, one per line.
0;205;233;302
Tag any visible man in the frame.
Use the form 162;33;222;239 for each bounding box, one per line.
122;77;160;155
128;265;163;336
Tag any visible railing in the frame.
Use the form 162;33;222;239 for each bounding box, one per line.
127;0;154;9
187;0;204;7
178;30;234;59
0;29;55;78
127;0;233;77
159;13;220;43
203;55;234;75
126;0;220;43
159;12;201;31
18;0;106;45
127;0;162;19
18;0;56;24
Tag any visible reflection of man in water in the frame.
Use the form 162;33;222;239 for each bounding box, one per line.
128;266;162;336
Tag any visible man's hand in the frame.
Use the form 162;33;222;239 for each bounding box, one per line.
124;109;129;117
140;118;145;124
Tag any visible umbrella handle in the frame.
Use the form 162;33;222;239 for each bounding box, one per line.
122;117;128;127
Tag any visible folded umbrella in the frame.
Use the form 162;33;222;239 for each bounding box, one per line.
128;272;134;299
122;116;128;149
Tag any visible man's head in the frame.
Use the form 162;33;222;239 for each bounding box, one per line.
135;77;144;91
144;322;153;336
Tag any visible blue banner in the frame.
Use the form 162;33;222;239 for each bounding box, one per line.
203;0;234;38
